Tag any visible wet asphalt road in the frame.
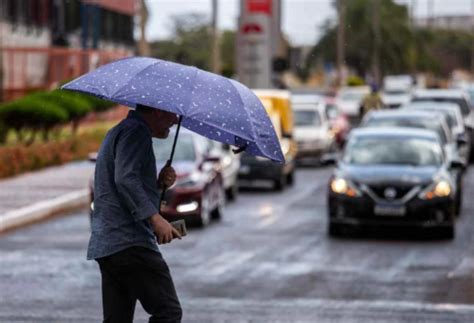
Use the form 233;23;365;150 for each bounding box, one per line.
1;165;474;322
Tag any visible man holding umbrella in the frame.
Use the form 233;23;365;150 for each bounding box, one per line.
87;104;183;323
62;56;285;322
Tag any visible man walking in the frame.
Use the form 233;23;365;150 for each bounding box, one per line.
87;104;183;323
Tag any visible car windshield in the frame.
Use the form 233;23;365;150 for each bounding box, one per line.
413;97;470;116
341;92;364;101
152;134;196;162
294;109;321;126
384;90;407;95
344;137;442;166
364;117;448;145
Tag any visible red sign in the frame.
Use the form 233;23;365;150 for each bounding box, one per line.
246;0;272;15
241;23;263;34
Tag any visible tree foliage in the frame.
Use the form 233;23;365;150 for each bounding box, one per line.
308;0;474;78
150;13;236;76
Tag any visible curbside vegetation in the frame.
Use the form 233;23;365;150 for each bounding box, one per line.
0;126;108;179
0;90;115;145
0;90;116;178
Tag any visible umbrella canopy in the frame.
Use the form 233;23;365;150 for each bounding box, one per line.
62;57;284;163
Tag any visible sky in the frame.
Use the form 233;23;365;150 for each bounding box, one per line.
145;0;474;46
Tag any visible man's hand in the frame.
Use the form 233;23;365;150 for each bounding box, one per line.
158;165;176;188
150;214;182;244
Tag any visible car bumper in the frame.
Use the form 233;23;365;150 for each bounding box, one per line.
328;193;455;228
238;160;284;181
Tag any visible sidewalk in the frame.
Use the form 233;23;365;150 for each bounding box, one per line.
0;161;95;233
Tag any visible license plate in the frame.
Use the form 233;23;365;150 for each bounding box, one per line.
374;204;406;216
239;165;250;175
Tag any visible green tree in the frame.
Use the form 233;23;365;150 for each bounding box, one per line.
310;0;414;78
151;13;212;70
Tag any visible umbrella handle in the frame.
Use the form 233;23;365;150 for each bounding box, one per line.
158;115;183;214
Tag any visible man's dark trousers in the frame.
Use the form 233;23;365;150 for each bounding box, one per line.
97;246;182;323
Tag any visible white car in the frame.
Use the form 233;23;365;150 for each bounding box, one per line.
336;86;370;120
382;75;413;109
401;101;471;166
291;94;335;162
412;89;474;160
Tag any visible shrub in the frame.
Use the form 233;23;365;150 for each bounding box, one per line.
347;75;365;86
0;96;68;142
0;128;107;178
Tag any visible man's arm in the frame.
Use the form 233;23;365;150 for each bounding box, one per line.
114;125;158;221
114;125;181;243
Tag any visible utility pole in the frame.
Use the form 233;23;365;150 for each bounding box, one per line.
210;0;221;74
427;0;434;28
471;0;474;75
371;0;381;86
336;0;345;86
138;0;151;56
411;0;417;27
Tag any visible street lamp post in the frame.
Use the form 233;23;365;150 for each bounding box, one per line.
210;0;220;74
371;0;381;87
336;0;345;87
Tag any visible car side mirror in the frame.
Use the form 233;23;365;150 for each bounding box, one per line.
449;159;464;169
222;144;231;151
456;135;468;146
320;153;338;166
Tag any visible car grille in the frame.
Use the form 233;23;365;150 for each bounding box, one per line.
367;184;414;200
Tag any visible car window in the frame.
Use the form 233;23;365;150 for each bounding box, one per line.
344;137;442;166
326;104;338;119
152;135;196;162
364;117;448;145
413;97;470;116
341;93;364;101
294;109;322;126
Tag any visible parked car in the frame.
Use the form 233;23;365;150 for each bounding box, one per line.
335;86;370;123
208;141;240;201
401;101;470;165
327;127;460;239
239;93;297;191
89;130;225;227
360;110;464;215
291;94;336;163
412;89;474;159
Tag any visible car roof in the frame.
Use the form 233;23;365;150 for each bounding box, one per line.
252;89;290;99
366;109;440;120
413;89;466;99
402;102;462;114
350;127;440;141
291;94;326;111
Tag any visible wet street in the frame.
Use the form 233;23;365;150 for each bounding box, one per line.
1;166;474;322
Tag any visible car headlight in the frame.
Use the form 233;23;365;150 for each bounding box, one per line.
419;180;452;200
330;178;361;197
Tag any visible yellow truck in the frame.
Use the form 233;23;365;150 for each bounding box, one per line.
237;90;297;190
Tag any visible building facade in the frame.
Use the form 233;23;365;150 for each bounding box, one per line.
0;0;138;101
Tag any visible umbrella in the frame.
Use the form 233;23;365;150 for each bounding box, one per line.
62;57;283;163
62;57;284;210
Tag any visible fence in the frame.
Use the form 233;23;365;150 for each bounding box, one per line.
0;47;130;101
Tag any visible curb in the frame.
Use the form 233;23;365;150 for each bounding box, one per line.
0;189;90;233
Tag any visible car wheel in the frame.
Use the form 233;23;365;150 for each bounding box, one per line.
286;171;294;186
211;188;225;220
455;190;462;216
197;196;211;227
438;225;455;240
328;222;344;237
226;183;238;202
273;173;287;191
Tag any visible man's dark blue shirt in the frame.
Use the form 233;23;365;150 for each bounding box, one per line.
87;110;160;260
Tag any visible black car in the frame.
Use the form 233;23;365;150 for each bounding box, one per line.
361;109;464;214
327;128;462;239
